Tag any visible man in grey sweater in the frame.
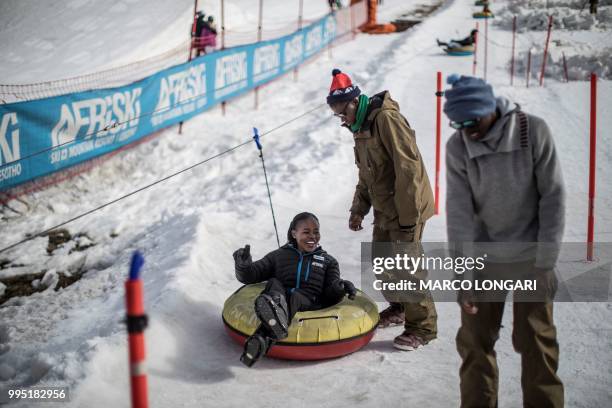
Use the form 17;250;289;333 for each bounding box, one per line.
444;75;565;408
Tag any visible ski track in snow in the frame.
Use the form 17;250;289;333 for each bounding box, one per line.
1;0;611;407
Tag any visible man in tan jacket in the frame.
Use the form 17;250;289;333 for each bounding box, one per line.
327;69;437;350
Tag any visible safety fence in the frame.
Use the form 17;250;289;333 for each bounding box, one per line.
0;2;368;194
0;7;365;104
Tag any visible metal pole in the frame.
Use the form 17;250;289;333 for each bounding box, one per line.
221;0;226;116
253;128;280;247
484;17;488;81
472;22;478;76
562;52;569;82
434;72;442;215
255;0;263;110
294;0;303;82
179;0;199;135
526;49;532;88
510;15;517;86
587;73;597;261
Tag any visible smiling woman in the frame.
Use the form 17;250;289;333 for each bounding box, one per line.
231;211;359;367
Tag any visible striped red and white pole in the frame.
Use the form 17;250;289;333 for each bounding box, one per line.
126;252;148;408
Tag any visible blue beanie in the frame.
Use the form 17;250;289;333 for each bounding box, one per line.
443;75;496;122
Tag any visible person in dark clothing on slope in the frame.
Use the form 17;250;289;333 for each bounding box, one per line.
233;212;357;367
437;29;478;49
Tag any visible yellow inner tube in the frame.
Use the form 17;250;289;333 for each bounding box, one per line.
223;283;379;343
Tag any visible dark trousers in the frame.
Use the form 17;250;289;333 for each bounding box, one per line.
263;277;317;321
456;263;564;407
373;222;438;341
254;278;319;341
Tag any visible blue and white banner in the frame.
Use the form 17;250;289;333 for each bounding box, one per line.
0;14;336;191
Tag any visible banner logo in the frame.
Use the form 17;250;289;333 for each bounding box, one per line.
51;89;142;147
215;52;248;99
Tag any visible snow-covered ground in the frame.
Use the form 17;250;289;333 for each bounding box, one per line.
1;0;611;407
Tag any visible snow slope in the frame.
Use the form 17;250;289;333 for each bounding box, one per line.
1;0;611;407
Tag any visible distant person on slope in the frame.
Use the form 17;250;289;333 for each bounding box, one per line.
233;212;357;367
197;15;217;55
326;69;438;351
444;75;565;407
436;29;478;49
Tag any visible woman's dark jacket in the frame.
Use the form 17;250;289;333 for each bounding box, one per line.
235;244;343;303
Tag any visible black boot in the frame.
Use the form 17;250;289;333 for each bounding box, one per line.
254;293;289;340
240;333;272;367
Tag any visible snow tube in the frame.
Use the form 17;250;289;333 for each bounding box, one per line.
473;11;494;19
222;283;379;361
444;45;475;56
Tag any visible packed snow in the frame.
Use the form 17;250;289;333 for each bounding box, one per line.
1;0;611;407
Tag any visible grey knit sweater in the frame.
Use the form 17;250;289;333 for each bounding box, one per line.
445;97;565;267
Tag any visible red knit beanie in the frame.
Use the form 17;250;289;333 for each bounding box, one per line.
327;68;361;105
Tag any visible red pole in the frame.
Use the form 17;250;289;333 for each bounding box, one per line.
484;17;488;81
472;22;479;76
539;15;553;87
510;15;517;86
587;73;597;261
434;71;442;215
126;253;148;408
526;49;532;88
562;52;569;82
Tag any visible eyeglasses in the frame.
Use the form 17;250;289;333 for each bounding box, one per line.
449;118;480;130
333;101;352;118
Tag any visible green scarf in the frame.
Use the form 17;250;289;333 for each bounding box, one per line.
350;94;369;133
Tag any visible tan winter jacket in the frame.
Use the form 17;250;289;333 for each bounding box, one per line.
350;91;434;230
